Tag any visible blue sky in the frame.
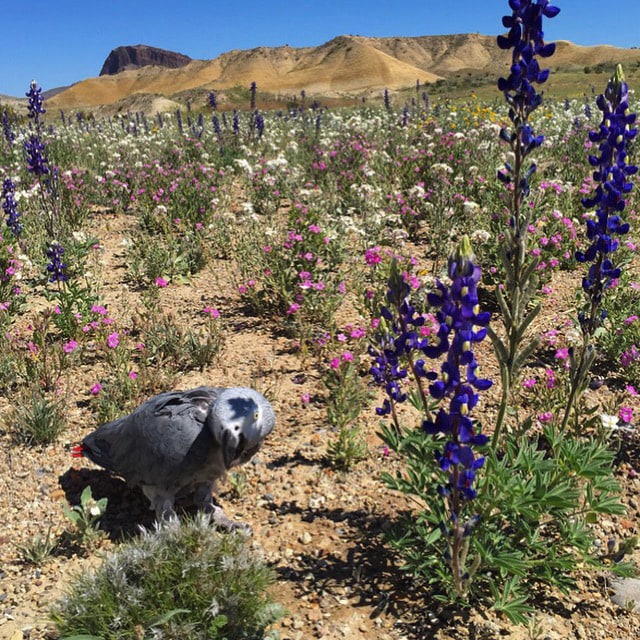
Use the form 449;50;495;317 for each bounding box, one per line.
2;0;639;97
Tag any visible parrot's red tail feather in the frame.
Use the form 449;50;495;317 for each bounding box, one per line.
71;444;86;458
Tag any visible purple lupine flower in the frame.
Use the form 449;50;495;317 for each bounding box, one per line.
384;88;390;112
369;238;491;592
422;237;491;504
255;111;265;137
26;80;46;124
24;134;49;176
212;115;221;135
232;110;240;134
45;242;68;283
577;65;637;319
497;0;560;194
250;81;257;110
584;99;592;120
497;1;559;105
368;263;428;417
2;110;15;144
208;91;217;111
1;178;23;237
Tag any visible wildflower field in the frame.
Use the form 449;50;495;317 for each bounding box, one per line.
1;3;640;639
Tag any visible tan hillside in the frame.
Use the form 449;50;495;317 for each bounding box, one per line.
45;33;640;112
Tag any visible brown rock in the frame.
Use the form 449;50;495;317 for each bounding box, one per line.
99;45;192;76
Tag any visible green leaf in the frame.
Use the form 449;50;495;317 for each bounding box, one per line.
520;257;541;289
486;326;509;365
489;551;529;577
148;608;191;627
514;303;540;342
494;286;513;325
511;336;540;374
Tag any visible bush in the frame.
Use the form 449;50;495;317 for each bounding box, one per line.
51;514;283;639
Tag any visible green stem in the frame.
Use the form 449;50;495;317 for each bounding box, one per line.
492;368;510;449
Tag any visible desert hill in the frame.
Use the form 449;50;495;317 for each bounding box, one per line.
44;33;640;113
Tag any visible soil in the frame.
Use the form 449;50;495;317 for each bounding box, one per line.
0;209;639;640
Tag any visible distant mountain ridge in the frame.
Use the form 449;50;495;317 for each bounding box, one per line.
44;33;640;113
100;45;192;76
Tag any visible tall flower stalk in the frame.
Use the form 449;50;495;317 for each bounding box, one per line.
490;0;560;447
370;238;492;597
24;80;60;240
422;237;491;595
2;178;23;238
561;64;637;430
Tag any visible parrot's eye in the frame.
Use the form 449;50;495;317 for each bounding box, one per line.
253;410;260;421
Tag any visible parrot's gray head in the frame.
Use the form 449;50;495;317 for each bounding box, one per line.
210;387;275;469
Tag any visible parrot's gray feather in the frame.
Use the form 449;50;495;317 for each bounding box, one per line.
77;386;275;525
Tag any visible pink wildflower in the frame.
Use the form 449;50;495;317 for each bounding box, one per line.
545;368;555;389
129;371;138;380
63;340;78;354
107;332;120;348
538;411;554;423
90;383;102;395
155;276;168;288
341;351;354;362
555;348;569;361
619;406;634;424
329;357;341;369
203;307;221;318
364;246;383;265
287;303;300;315
523;378;536;389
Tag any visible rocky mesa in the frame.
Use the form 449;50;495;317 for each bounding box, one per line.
99;44;192;76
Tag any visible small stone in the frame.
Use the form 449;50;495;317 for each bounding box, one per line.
308;495;325;509
306;607;323;622
610;577;640;611
299;531;312;545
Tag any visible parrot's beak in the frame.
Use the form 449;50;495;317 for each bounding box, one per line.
222;430;242;468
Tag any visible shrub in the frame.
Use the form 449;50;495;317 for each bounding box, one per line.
51;514;283;640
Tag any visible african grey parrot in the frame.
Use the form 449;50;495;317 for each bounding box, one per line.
72;386;275;529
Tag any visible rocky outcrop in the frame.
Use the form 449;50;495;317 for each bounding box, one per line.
99;45;192;76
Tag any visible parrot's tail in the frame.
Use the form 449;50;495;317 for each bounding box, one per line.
71;444;86;458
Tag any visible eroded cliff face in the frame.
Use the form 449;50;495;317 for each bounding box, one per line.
99;45;192;76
